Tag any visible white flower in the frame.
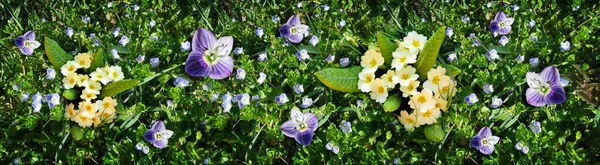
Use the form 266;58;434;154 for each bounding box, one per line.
410;88;436;112
394;66;419;86
90;68;111;85
84;80;102;94
106;66;124;82
390;51;417;70
60;61;80;76
402;31;428;52
380;70;398;88
369;78;388;103
358;69;376;92
360;49;384;72
62;72;80;89
400;80;419;98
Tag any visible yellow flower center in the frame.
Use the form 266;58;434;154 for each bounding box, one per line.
68;66;76;72
422;110;432;118
365;74;373;84
377;86;385;94
398;57;406;63
86;93;94;98
432;76;440;84
69;78;76;84
112;72;118;78
407;84;415;91
412;40;420;48
406;118;414;124
417;96;427;103
103;102;111;109
441;86;449;95
387;75;393;82
401;74;410;80
369;58;377;68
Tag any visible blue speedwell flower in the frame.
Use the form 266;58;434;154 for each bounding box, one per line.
486;49;499;61
515;141;529;154
483;84;494;94
111;49;120;59
279;15;310;43
296;49;310;61
529;58;540;67
309;36;319;46
446;27;453;38
136;55;145;63
301;97;313;108
150;57;160;67
447;53;457;62
461;15;470;23
221;92;232;102
32;100;42;113
66;27;74;38
280;108;319;146
489;12;514;35
234;47;243;55
236;93;250;108
21;93;29;101
293;84;304;94
135;142;150;154
515;55;524;63
337;20;346;28
236;68;246;80
210;93;220;101
340;121;352;133
325;141;340;154
144;120;173;149
525;66;566;107
258;53;268;62
491;97;503;108
174;77;189;88
112;27;120;37
272;15;281;23
82;15;90;23
275;93;289;105
529;121;542;133
528;20;536;28
184;28;235;79
44;93;60;108
119;35;129;46
326;55;335;63
14;30;41;55
148;20;156;28
560;41;570;51
464;93;479;106
46;68;56;80
498;36;509;46
257;72;267;85
180;41;191;51
340;57;350;67
560;78;569;87
529;35;538;42
222;101;232;113
256;27;264;38
470;126;500;155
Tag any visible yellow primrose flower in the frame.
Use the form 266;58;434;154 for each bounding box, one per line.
73;112;94;128
423;66;451;93
62;72;80;89
400;80;420;98
380;70;398;88
360;49;384;72
416;107;441;126
93;116;102;127
435;79;458;100
106;66;124;82
390;51;417;70
90;67;110;85
434;96;448;112
394;40;419;55
402;31;428;52
358;69;376;92
76;74;90;87
60;61;80;76
394;66;419;86
409;88;436;113
369;78;388;103
398;110;417;132
74;53;93;69
81;89;97;101
84;80;102;94
64;103;78;119
96;97;118;112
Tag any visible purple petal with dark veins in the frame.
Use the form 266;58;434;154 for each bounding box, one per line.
185;51;211;77
208;55;234;79
303;113;318;132
488;21;500;32
479;145;495;155
280;120;298;138
279;24;291;38
151;120;166;132
294;130;314;146
192;28;217;52
144;130;156;142
287;15;301;26
153;139;168;149
526;88;547;107
24;30;35;41
494;12;507;22
15;36;25;48
540;66;560;85
470;136;482;148
477;126;493;137
288;33;304;43
546;85;566;105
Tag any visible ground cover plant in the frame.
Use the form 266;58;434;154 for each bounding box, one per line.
1;0;600;164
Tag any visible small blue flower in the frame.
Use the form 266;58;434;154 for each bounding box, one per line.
46;68;56;80
111;49;120;59
222;101;232;113
515;55;524;63
174;77;189;88
12;83;21;91
89;33;96;38
252;95;259;101
447;53;457;62
515;141;529;154
144;121;173;149
337;20;346;28
271;16;281;23
469;33;475;38
529;58;540;67
203;158;210;165
119;35;129;46
211;93;220;101
446;27;453;38
326;55;335;63
308;36;319;46
236;93;250;108
202;83;211;91
107;2;113;8
529;35;538;42
321;4;330;11
93;40;101;46
21;93;29;101
301;97;313;108
560;41;570;51
274;93;289;105
340;121;352;133
44;93;60;108
149;35;158;42
180;41;191;51
136;55;145;63
221;92;232;102
32;100;42;113
512;5;520;11
528;20;536;28
461;15;470;23
112;27;120;37
293;84;304;94
464;93;479;106
66;27;74;38
393;158;399;165
486;49;499;61
560;78;569;87
257;72;267;85
234;47;243;55
470;127;500;155
148;20;156;28
473;40;481;46
483;84;494;94
236;68;246;80
131;4;140;11
13;157;19;165
339;57;350;67
150;57;160;67
32;92;42;102
258;53;268;62
490;97;503;108
529;121;541;133
256;27;264;38
325;141;340;154
82;16;90;23
573;6;580;11
135;142;150;154
498;36;509;46
296;49;310;61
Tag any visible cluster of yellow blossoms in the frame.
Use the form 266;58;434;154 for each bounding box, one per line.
60;53;124;128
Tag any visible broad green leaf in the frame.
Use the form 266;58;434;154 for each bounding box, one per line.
377;32;398;67
87;49;105;72
318;113;331;127
314;66;362;93
383;94;402;112
415;26;446;80
70;125;85;141
424;124;445;142
445;65;461;77
62;89;80;100
44;37;74;70
98;79;140;98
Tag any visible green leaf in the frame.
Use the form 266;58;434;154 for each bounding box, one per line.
62;89;80;100
415;26;446;80
314;66;362;93
44;37;74;70
444;65;461;77
383;94;402;112
70;125;85;141
423;124;445;142
87;49;105;72
377;32;398;67
98;79;140;98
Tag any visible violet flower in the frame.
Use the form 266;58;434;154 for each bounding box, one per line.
525;66;566;107
488;12;514;35
185;28;234;79
14;30;41;56
280;108;319;146
470;126;500;155
144;120;173;149
279;15;310;43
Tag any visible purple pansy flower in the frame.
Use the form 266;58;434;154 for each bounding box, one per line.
489;12;514;35
144;120;173;149
280;108;319;146
14;30;41;55
279;15;310;43
525;66;566;107
470;126;500;155
185;28;234;80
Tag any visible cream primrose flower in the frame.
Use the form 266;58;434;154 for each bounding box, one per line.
97;97;117;112
74;53;93;69
84;80;102;94
64;103;78;119
409;88;436;113
400;80;419;98
76;74;90;87
415;107;441;126
380;70;398;88
369;78;388;103
360;49;385;72
394;66;419;86
434;96;449;112
358;69;376;92
81;89;97;101
62;72;80;89
73;101;98;128
402;31;428;52
398;110;417;132
423;66;451;93
93;116;102;127
90;67;110;85
394;40;419;55
60;61;79;76
390;51;417;70
435;79;458;100
107;66;125;82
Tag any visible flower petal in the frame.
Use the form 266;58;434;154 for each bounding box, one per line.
280;120;298;138
498;26;512;35
488;136;500;145
470;136;482;148
488;22;500;32
24;30;36;41
153;139;168;149
294;130;314;146
288;33;304;43
477;126;492;137
214;36;234;56
546;85;566;105
479;145;495;155
303;113;319;132
185;51;212;77
144;130;156;142
208;55;234;79
151;121;166;132
526;88;547;107
161;130;174;139
494;12;507;21
15;36;25;48
287;15;301;26
291;108;304;122
192;28;217;52
540;66;560;85
279;24;291;38
526;72;543;89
